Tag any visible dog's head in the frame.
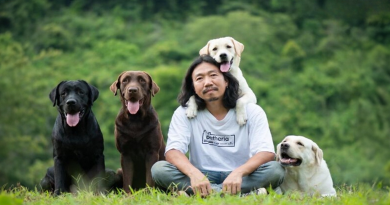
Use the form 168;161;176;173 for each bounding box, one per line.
110;71;159;115
276;135;323;167
49;80;99;127
199;36;244;72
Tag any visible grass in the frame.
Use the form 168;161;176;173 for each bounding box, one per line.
0;183;389;205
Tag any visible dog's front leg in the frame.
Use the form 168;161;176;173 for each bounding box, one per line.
186;95;198;118
235;98;248;126
145;151;159;187
89;154;105;193
53;157;67;196
121;154;134;193
235;79;257;126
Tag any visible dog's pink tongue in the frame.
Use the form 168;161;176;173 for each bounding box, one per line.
220;63;230;72
127;101;140;114
66;112;80;127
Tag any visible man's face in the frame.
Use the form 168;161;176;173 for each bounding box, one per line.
192;62;228;103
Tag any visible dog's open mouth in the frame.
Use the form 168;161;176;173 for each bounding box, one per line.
65;109;85;127
280;153;302;166
220;58;234;72
125;99;143;115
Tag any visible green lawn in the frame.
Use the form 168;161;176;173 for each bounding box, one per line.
1;184;389;205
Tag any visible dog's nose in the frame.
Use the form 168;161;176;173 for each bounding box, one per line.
281;143;290;149
66;99;76;105
220;53;227;59
128;87;138;93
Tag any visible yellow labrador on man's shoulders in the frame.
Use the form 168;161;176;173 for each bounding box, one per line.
276;135;337;197
186;36;257;126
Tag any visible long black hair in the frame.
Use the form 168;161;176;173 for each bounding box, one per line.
178;55;240;110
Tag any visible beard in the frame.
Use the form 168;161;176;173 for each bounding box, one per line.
207;97;219;102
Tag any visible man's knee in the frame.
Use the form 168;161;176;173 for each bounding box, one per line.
151;161;171;180
268;161;284;176
264;161;285;187
151;161;176;188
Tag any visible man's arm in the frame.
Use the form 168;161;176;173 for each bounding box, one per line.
166;149;213;196
222;151;275;195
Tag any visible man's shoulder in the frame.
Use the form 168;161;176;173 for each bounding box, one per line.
174;106;187;114
176;106;186;111
245;103;264;113
244;103;267;120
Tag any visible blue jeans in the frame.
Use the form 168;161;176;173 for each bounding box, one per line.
151;160;284;195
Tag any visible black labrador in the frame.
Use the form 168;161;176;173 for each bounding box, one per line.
40;80;121;196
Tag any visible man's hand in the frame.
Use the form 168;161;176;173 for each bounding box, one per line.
166;149;213;197
222;171;243;195
222;152;275;195
189;171;213;197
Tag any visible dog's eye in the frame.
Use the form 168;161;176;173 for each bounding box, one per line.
297;142;304;146
78;91;84;95
227;45;232;49
122;79;128;83
212;47;217;51
61;92;66;97
139;78;146;84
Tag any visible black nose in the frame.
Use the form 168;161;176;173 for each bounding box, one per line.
129;87;138;93
66;99;76;105
281;143;289;149
220;53;227;59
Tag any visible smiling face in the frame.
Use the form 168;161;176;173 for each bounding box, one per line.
110;71;160;115
199;37;244;73
49;80;98;127
276;135;323;167
192;62;228;105
208;38;236;72
59;81;90;127
120;71;150;115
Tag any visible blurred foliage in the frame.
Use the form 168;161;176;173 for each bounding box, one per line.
0;0;390;189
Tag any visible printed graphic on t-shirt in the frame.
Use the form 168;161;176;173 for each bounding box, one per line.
202;130;235;147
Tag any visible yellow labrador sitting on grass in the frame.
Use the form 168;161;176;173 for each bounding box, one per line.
276;135;337;197
186;37;257;126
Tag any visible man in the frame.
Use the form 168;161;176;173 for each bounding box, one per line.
151;55;284;196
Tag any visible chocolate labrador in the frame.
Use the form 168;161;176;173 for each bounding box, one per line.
40;80;121;196
110;71;165;193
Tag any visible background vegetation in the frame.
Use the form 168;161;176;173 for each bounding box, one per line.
1;0;390;190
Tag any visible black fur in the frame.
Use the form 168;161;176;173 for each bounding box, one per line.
40;80;121;196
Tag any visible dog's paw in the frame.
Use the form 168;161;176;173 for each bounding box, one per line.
53;189;62;197
186;96;198;118
236;105;247;126
186;107;198;118
236;114;247;126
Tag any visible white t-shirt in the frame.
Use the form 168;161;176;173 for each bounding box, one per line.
165;103;275;171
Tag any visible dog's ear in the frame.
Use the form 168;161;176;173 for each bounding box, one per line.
109;80;118;96
49;81;66;107
199;41;210;55
275;143;281;161
144;72;160;97
79;80;99;106
89;85;99;103
312;142;323;166
110;72;125;96
151;81;160;97
229;37;244;57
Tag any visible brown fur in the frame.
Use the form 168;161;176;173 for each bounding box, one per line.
110;71;165;193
